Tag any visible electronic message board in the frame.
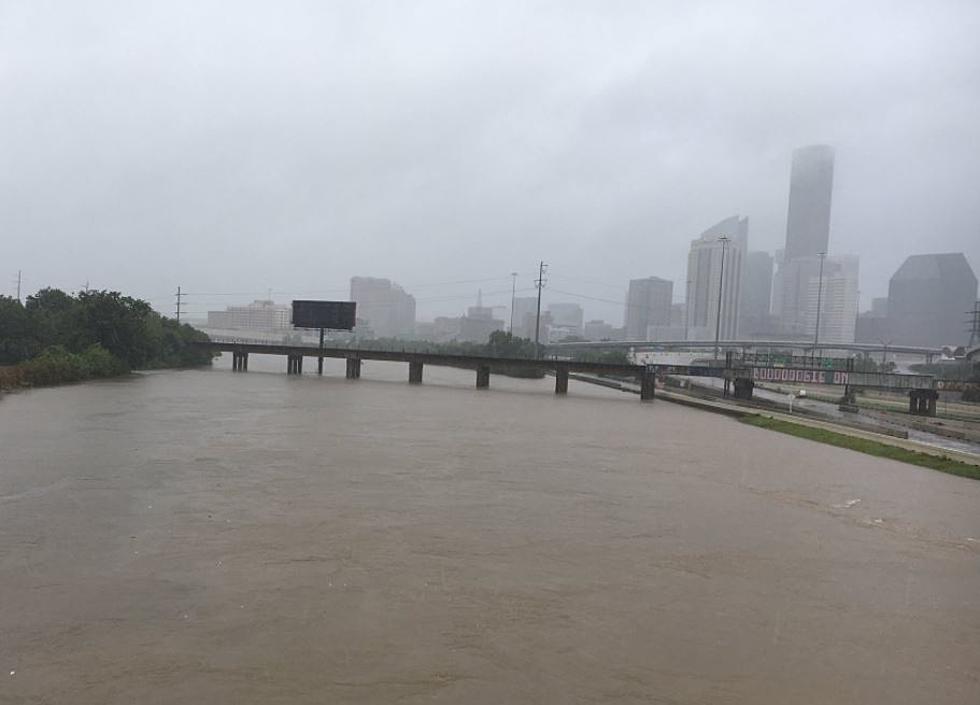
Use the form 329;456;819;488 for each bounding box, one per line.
291;300;356;330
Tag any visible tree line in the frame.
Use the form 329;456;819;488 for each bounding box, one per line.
0;288;213;389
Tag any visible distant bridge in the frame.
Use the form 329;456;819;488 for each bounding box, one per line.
192;338;658;400
192;337;939;413
548;339;946;359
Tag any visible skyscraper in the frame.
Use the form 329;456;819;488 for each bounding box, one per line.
802;255;859;344
886;253;977;346
740;251;774;337
624;277;673;340
784;145;834;260
349;277;416;338
778;145;836;335
685;217;745;341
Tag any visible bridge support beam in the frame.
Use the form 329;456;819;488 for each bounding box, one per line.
555;365;569;395
908;389;938;416
287;355;303;375
408;361;423;384
733;377;754;400
476;365;490;389
232;351;249;371
640;369;655;401
346;358;361;379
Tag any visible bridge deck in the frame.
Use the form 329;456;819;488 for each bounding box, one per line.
192;340;646;377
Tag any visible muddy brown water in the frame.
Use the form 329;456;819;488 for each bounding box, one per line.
2;356;979;704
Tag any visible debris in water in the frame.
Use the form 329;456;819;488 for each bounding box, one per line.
832;499;861;509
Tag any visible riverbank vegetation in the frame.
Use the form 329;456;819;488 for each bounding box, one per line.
740;415;980;481
0;289;213;390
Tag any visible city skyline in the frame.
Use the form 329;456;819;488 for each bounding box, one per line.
5;2;979;325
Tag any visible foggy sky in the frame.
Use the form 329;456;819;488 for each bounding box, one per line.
3;0;979;324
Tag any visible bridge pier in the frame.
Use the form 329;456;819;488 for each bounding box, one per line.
231;351;249;371
555;365;569;394
287;355;303;375
908;389;938;416
346;357;361;379
733;377;754;400
408;361;423;384
640;369;655;401
476;365;490;389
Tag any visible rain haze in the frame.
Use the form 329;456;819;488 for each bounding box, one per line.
5;4;980;704
3;0;979;321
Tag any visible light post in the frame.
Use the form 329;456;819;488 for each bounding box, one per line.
813;251;827;361
878;338;893;368
509;272;518;333
713;235;729;360
684;278;692;342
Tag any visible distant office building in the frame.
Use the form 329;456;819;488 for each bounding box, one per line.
512;296;538;338
458;290;505;343
685;218;745;341
583;319;615;340
781;254;859;341
519;310;553;344
349;277;416;338
206;300;291;331
770;249;785;319
785;145;834;261
739;251;774;338
870;297;888;316
548;303;584;335
624;277;673;340
886;253;977;346
777;145;835;335
801;255;859;344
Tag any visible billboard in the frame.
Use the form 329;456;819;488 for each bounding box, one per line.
291;300;356;330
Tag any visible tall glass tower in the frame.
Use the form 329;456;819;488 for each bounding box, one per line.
784;145;835;260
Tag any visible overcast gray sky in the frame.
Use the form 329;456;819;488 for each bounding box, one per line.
3;0;979;323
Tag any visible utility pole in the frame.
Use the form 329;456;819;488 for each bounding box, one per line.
16;270;22;303
175;286;184;322
509;272;518;334
968;300;980;347
534;261;547;358
713;236;729;360
813;251;827;361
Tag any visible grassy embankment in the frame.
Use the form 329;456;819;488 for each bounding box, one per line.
740;415;980;480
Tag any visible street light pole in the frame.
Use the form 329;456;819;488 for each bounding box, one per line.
684;278;692;342
509;272;518;333
813;251;827;359
713;236;729;360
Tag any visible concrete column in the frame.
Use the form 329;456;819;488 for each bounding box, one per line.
555;365;569;394
733;377;754;400
908;392;916;415
232;352;239;371
640;369;656;401
409;361;423;384
346;358;361;379
241;353;248;371
318;356;324;375
476;365;490;389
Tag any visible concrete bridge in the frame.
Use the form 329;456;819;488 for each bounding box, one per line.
550;338;947;361
192;338;941;414
191;340;658;400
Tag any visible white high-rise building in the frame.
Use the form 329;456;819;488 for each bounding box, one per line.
685;217;745;342
801;255;859;344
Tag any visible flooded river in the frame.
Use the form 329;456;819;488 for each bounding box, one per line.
2;356;979;703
